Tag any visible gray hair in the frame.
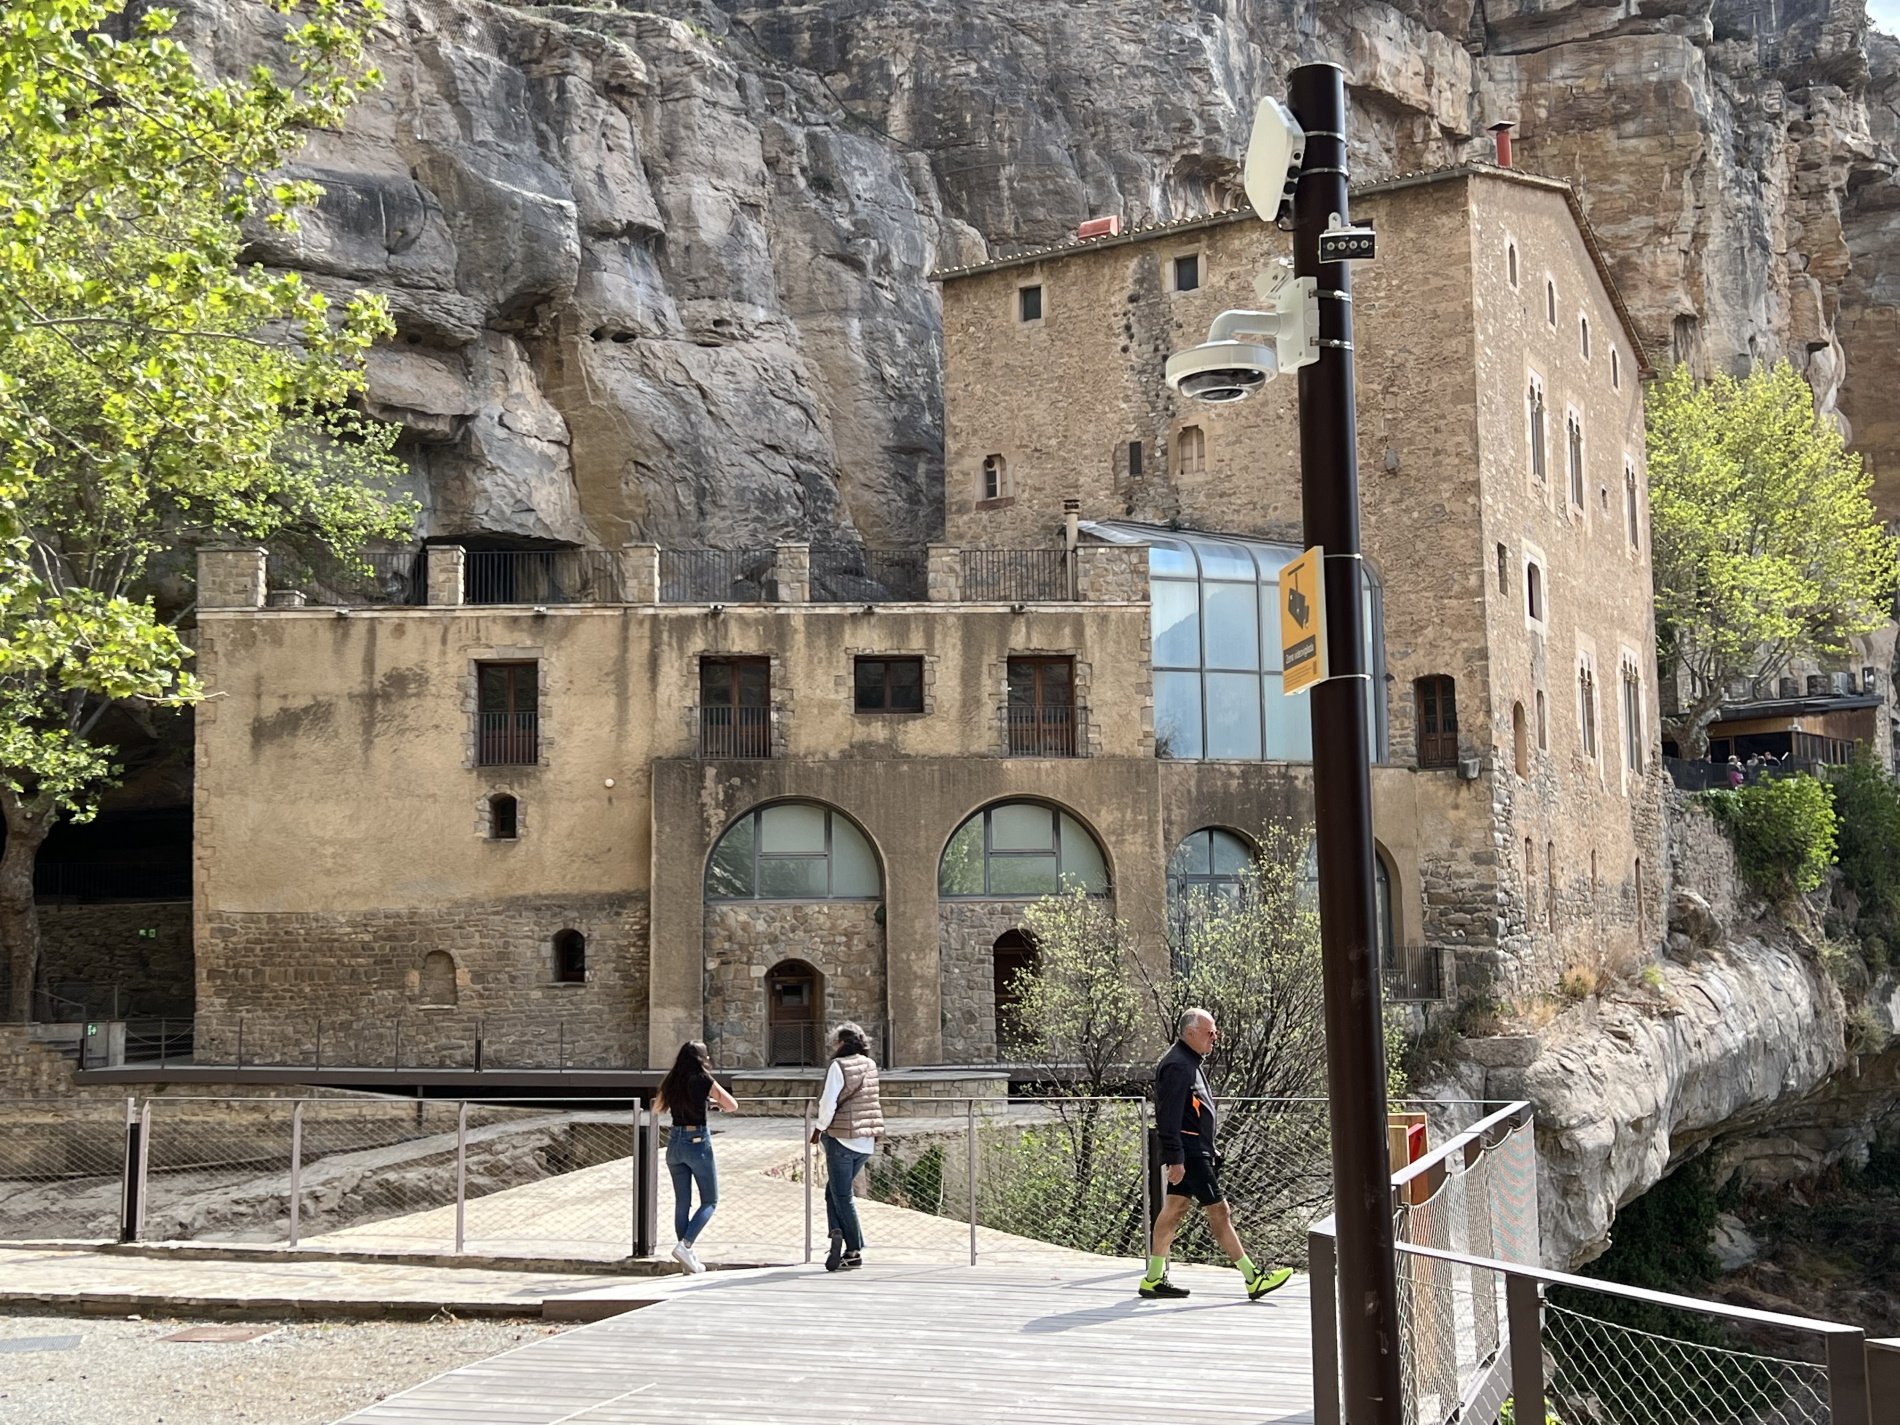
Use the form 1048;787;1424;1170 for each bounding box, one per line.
832;1021;870;1056
1179;1007;1215;1036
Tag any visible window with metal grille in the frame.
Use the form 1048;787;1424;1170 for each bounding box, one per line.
1018;284;1042;322
700;657;771;758
854;656;924;714
1006;656;1079;756
552;929;586;984
1414;676;1460;768
476;662;538;766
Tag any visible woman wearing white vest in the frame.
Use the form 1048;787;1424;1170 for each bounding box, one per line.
808;1021;885;1271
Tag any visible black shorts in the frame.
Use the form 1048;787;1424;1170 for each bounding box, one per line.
1166;1155;1224;1206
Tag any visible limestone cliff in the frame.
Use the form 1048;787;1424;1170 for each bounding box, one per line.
174;0;1900;549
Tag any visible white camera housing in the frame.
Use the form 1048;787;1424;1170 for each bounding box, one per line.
1165;340;1277;404
1242;97;1307;224
1163;277;1320;404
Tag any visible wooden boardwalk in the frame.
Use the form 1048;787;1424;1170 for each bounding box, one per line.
336;1262;1318;1424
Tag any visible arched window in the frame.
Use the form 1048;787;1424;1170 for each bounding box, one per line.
993;930;1038;1054
766;959;821;1066
1579;315;1591;360
707;803;879;901
939;802;1108;897
488;793;518;841
1512;702;1529;777
419;950;457;1007
1546;840;1558;927
981;453;1007;501
1635;858;1646;943
1507;241;1519;288
1546;279;1557;326
553;929;586;984
1167;828;1254;920
1536;689;1549;750
1566;411;1585;508
1611;348;1622;390
1526;377;1548;483
1177;424;1206;475
1524;838;1536;917
1526;562;1544;622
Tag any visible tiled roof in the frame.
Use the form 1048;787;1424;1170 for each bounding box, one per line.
929;163;1653;378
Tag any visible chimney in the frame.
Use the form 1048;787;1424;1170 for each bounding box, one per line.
1488;122;1516;169
1063;498;1082;553
1075;216;1122;241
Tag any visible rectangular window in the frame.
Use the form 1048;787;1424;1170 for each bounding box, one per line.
1128;440;1143;480
1173;253;1200;291
1018;284;1043;322
476;662;539;766
1178;424;1206;474
1567;412;1585;509
1496;543;1508;593
1579;662;1599;759
1527;376;1547;484
1625;462;1641;548
1006;656;1078;756
700;656;771;758
1415;676;1460;769
1623;666;1645;774
854;656;924;714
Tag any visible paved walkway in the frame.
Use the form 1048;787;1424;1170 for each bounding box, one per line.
336;1262;1318;1424
0;1245;650;1320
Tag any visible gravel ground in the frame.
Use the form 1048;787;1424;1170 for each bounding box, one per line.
0;1313;569;1425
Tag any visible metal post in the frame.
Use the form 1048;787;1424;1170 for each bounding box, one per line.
634;1097;658;1258
1867;1338;1900;1425
134;1101;151;1241
236;1015;244;1068
1139;1098;1153;1256
1309;1228;1341;1425
288;1101;304;1247
803;1098;815;1264
559;1020;566;1073
393;1014;401;1070
315;1017;322;1070
1505;1272;1546;1419
1290;61;1402;1425
118;1098;141;1244
966;1098;978;1267
158;1018;167;1069
454;1101;468;1254
1825;1330;1871;1425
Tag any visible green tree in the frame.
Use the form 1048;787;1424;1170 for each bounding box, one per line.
0;0;415;1016
1646;362;1897;756
1700;773;1838;899
1830;746;1900;966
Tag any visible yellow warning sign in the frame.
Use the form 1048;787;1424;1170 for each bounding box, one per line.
1280;545;1328;695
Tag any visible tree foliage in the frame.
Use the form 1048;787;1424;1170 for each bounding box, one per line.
1699;774;1838;900
1829;747;1900;967
0;0;416;1013
1646;362;1897;755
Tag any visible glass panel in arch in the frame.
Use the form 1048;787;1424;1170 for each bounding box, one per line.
1259;583;1283;671
1265;673;1314;761
759;802;827;854
706;815;756;898
1152;580;1201;668
1169;830;1214;882
1203;583;1261;671
990;803;1055;852
940;818;984;895
1209;829;1253;876
758;856;828;898
830;818;879;897
1206;672;1264;759
990;853;1060;896
1057;813;1109;892
1193;538;1256;580
1145;538;1197;578
1155;672;1203;759
1374;855;1394;964
1249;543;1299;581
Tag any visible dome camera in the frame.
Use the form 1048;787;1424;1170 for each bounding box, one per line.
1165;340;1278;404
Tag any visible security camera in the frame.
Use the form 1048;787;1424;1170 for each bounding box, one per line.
1165;339;1276;404
1242;96;1306;224
1165;290;1317;404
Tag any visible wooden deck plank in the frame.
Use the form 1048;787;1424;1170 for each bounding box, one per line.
336;1263;1316;1425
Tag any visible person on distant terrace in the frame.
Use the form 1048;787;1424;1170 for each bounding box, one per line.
656;1039;739;1275
1138;1007;1295;1302
810;1020;885;1272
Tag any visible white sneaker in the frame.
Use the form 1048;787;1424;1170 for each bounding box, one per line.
671;1241;701;1273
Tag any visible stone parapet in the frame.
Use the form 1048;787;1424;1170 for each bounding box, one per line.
774;543;811;602
1075;544;1149;603
426;545;466;606
620;544;660;604
926;546;960;601
198;547;266;611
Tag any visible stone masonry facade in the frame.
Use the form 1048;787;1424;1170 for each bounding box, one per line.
702;901;885;1067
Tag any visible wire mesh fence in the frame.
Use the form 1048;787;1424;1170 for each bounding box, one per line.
140;1098;297;1243
0;1099;128;1240
1542;1300;1832;1425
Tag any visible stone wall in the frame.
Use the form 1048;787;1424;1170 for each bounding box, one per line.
702;901;885;1069
196;895;650;1067
937;900;1039;1064
38;902;193;1016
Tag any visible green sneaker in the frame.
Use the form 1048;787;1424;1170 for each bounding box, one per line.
1246;1265;1294;1300
1138;1275;1190;1299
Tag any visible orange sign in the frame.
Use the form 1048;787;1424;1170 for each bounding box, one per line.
1280;546;1328;694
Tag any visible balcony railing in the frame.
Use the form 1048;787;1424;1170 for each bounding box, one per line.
810;546;928;602
476;712;539;766
961;548;1074;602
1004;703;1085;757
266;548;427;606
699;706;772;759
1382;945;1448;1002
660;548;777;603
465;550;621;605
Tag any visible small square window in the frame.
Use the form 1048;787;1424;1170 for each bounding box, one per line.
855;656;924;714
1173;253;1200;292
1019;284;1043;322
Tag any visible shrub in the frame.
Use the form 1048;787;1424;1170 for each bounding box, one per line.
1830;747;1900;966
1699;776;1837;898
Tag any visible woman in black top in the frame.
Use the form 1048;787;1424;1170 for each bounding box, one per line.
655;1040;737;1273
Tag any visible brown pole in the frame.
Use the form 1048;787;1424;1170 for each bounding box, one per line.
1289;60;1404;1425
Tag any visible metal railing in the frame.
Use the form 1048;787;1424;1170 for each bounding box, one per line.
266;549;428;607
959;549;1075;602
476;711;539;766
1383;946;1448;1003
465;549;622;605
809;546;928;602
1003;703;1086;756
699;706;772;759
32;861;191;903
659;548;777;603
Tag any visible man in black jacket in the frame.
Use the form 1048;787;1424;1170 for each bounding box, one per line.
1138;1007;1294;1301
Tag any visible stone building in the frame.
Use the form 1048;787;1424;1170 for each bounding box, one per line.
188;163;1668;1073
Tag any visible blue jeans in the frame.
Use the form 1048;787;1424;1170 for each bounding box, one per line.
822;1135;870;1252
666;1126;718;1245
